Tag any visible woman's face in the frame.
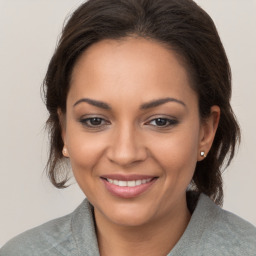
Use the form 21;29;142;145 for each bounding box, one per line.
62;37;218;227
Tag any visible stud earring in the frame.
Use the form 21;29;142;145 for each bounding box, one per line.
200;151;206;158
62;147;68;157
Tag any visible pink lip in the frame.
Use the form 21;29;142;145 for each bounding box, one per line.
101;174;156;181
101;176;158;199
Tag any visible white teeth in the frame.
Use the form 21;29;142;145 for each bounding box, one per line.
135;180;142;186
106;178;152;187
119;181;127;187
113;179;119;185
127;180;136;187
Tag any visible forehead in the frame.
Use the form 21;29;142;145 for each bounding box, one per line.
68;37;197;107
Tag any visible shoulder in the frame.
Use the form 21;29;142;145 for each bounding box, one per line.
0;213;75;256
196;194;256;255
0;200;90;256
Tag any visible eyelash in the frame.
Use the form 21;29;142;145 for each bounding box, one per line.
146;118;178;127
79;117;178;129
80;117;110;129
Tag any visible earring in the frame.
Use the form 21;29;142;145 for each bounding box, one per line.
62;147;68;157
200;151;206;158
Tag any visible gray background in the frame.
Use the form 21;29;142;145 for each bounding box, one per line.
0;0;255;246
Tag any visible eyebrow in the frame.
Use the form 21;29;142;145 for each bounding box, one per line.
73;98;111;109
140;97;186;109
73;97;186;110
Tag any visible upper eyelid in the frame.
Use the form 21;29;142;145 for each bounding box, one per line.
144;114;177;122
78;115;178;124
146;118;178;125
80;117;109;123
79;114;109;122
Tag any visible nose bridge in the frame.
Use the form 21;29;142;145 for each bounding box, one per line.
106;121;147;166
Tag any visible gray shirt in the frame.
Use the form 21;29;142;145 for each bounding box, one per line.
1;194;256;255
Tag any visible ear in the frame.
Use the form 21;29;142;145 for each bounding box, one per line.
197;105;220;161
57;108;69;157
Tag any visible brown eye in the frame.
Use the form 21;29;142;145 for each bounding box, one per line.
80;117;109;128
88;118;103;126
154;118;168;126
148;118;178;127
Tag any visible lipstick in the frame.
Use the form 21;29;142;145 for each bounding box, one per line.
100;175;157;198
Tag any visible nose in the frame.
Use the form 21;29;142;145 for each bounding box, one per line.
106;124;148;167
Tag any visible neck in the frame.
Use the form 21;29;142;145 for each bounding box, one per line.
95;198;191;256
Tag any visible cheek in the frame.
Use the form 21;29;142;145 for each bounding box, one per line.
151;127;200;180
65;124;107;174
66;132;107;198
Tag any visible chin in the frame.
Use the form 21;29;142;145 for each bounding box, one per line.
96;201;156;227
109;212;152;227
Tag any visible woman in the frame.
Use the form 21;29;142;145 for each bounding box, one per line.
1;0;256;255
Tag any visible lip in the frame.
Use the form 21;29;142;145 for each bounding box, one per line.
101;174;156;181
100;175;158;199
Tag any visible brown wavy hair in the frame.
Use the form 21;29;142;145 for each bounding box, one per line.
43;0;240;205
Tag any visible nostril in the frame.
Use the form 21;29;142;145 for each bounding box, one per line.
106;146;147;166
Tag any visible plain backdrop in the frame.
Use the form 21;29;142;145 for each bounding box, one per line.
0;0;255;247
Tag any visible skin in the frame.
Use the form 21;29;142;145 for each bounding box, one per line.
60;37;220;256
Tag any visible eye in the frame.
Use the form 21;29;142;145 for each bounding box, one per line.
80;117;110;128
147;118;178;127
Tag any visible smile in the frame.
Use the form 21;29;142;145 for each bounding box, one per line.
106;178;152;187
101;176;158;198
